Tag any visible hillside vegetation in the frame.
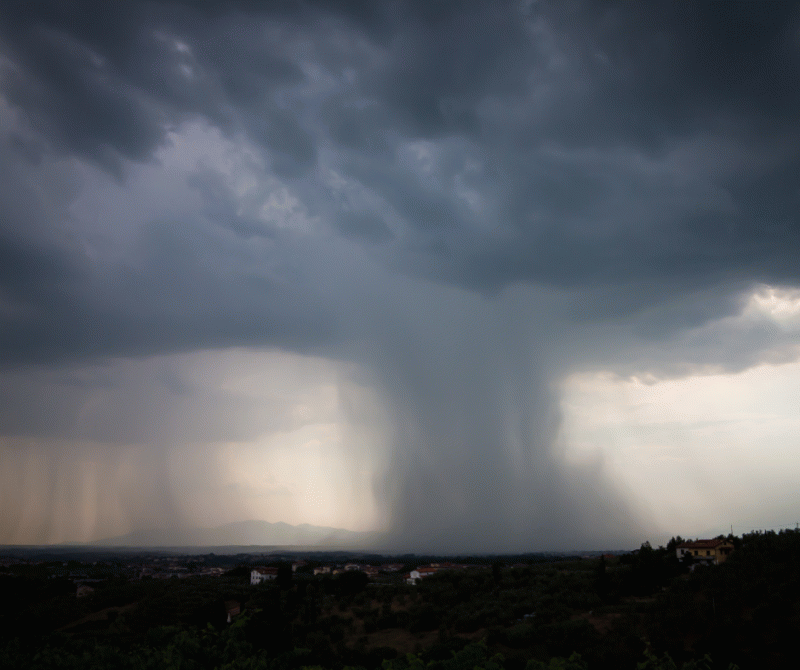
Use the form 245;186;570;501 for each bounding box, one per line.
2;530;798;669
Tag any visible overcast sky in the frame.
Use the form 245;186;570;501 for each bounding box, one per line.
1;1;799;552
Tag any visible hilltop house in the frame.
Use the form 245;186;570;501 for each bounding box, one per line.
250;567;279;585
406;566;438;585
676;538;734;565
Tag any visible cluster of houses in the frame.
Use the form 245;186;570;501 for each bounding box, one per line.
251;562;405;585
399;541;737;585
250;561;484;586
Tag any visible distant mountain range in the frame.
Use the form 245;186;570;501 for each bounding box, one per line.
93;520;379;549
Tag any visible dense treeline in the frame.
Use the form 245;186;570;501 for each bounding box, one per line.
2;530;799;669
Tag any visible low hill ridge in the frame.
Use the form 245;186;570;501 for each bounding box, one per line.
93;519;376;548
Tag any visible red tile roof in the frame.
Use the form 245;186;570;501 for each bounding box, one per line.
677;539;729;549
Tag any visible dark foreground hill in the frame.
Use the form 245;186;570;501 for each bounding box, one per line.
2;529;800;669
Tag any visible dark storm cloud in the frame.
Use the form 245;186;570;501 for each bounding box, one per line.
0;232;75;303
2;0;800;549
342;155;466;231
334;210;394;243
2;0;798;301
0;2;163;170
0;213;335;365
331;0;800;296
0;0;312;170
515;2;800;150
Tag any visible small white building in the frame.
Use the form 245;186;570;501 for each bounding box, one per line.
406;566;437;585
251;567;279;585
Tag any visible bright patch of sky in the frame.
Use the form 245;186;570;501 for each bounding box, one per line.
560;286;800;544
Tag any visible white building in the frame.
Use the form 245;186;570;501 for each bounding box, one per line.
406;566;437;585
251;567;279;585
